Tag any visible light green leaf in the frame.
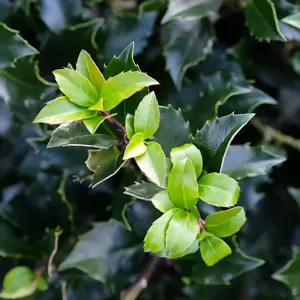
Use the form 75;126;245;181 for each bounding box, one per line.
273;247;300;299
152;190;175;213
76;50;105;93
282;12;300;30
48;120;115;149
205;207;246;237
123;132;147;160
90;71;159;111
135;141;166;187
125;114;135;140
194;113;254;173
169;239;199;259
171;144;203;178
53;69;98;107
154;106;190;155
168;158;198;209
134;91;160;139
124;181;164;200
200;234;232;266
244;0;286;41
83;113;116;134
223;145;286;180
162;18;214;89
144;208;180;253
0;23;38;69
165;209;199;257
198;173;240;207
161;0;220;24
33;97;97;124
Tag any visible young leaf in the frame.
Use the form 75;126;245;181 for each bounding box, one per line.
135;141;166;187
165;209;199;257
76;50;105;93
124;181;164;200
152;190;175;213
244;0;286;41
125;114;135;140
161;0;220;24
48;121;115;149
83;113;116;135
200;234;232;266
194;114;254;173
134;91;160;139
171;144;203;178
168;158;198;209
144;208;180;253
198;173;240;207
53;69;98;107
33;97;97;124
89;71;159;111
205;207;246;237
123;132;147;160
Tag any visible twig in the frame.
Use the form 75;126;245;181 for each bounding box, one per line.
251;118;300;152
100;111;126;137
48;232;60;278
120;255;160;300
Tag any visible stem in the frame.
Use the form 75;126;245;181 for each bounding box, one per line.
252;118;300;152
199;219;206;232
100;111;126;138
48;233;60;278
120;255;159;300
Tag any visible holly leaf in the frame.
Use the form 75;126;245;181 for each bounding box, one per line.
152;190;176;213
205;207;246;237
48;120;116;149
86;146;126;187
198;173;240;207
244;0;286;41
223;145;286;180
154;106;190;155
124;181;164;200
192;246;265;284
282;12;300;30
39;0;83;32
83;113;116;135
161;0;220;24
273;247;300;299
194;113;254;173
162;18;214;89
59;221;143;284
123;132;147;160
33;97;97;124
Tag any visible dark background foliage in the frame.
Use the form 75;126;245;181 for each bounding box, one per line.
1;0;300;299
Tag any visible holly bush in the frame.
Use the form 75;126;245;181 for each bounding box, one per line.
1;0;300;299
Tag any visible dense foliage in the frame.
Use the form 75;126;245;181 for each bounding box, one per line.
1;0;300;299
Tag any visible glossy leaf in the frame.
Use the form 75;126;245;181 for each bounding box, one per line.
244;0;286;41
76;50;105;93
200;234;232;266
48;120;115;148
198;173;240;207
33;97;97;124
194;113;254;173
123;132;147;160
135;141;166;187
134;92;159;139
282;12;300;30
223;145;286;180
152;190;175;213
162;18;214;88
154;106;190;155
124;181;164;200
170;143;203;178
83;114;116;135
162;0;220;24
205;207;246;237
53;69;98;107
125;114;135;140
168;158;198;209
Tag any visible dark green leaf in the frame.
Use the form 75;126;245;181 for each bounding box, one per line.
194;113;254;173
139;0;166;14
83;113;116;134
0;0;10;21
123;132;147;160
288;188;300;209
125;114;135;140
152;190;175;213
154;106;190;155
292;51;300;75
161;0;220;24
198;173;240;207
223;145;286;180
162;18;214;88
282;12;300;30
48;120;116;149
0;23;38;69
124;181;164;200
